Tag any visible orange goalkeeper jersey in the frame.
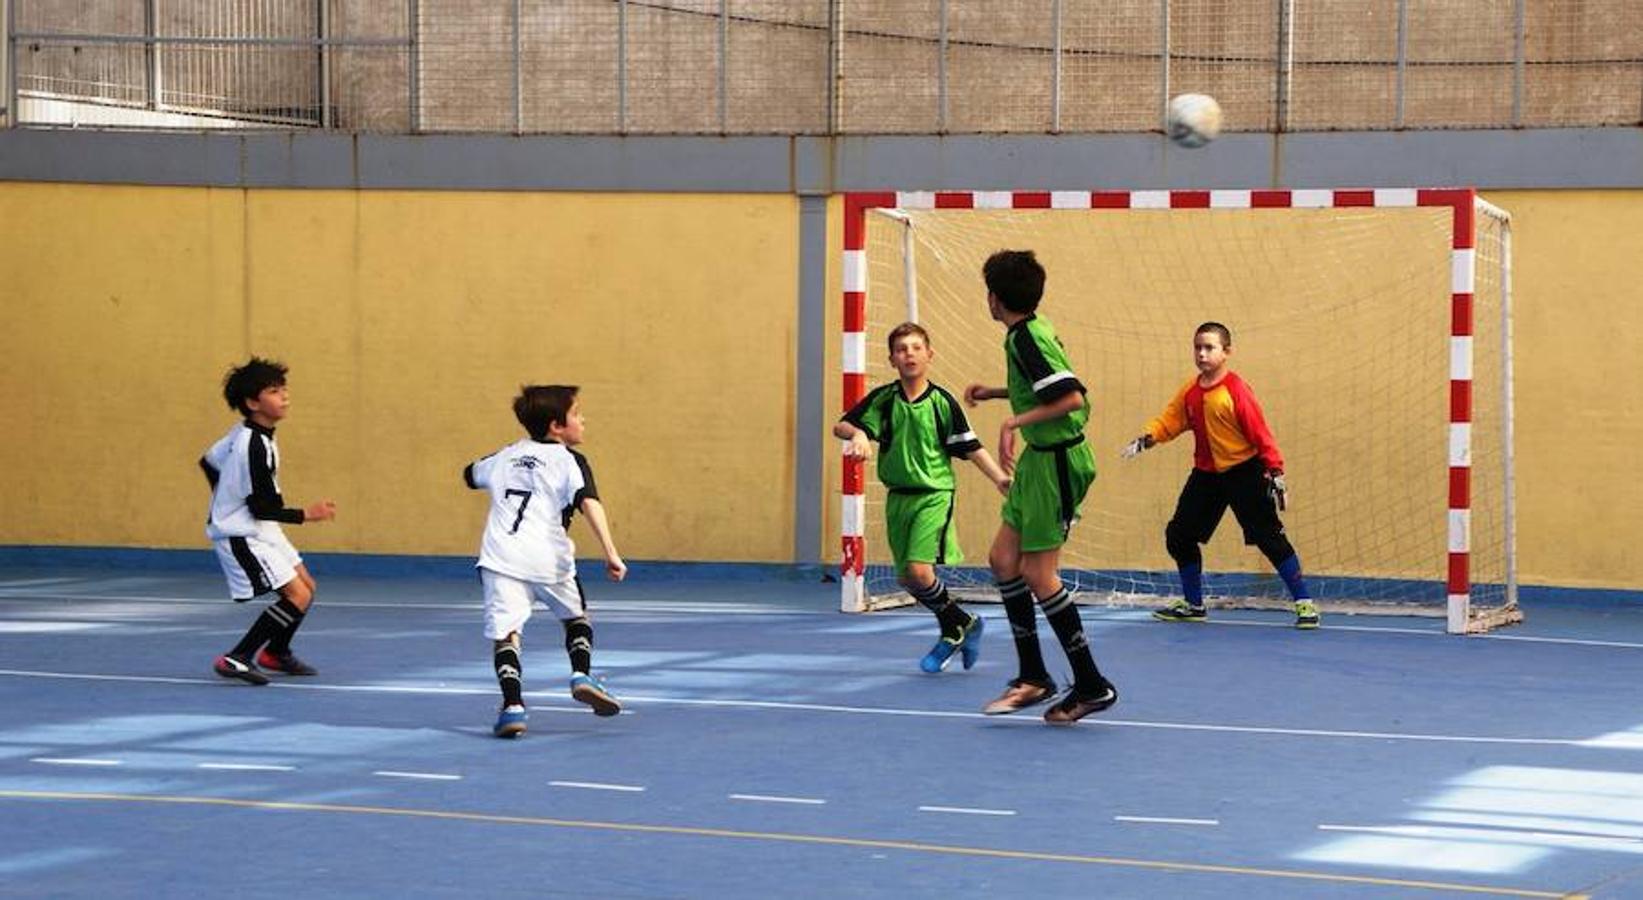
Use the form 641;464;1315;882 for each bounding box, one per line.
1144;371;1284;473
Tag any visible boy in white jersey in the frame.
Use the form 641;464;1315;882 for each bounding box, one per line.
465;385;627;738
202;358;336;685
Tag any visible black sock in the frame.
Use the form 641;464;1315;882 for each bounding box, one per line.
563;617;593;675
1038;588;1106;693
494;640;524;707
264;599;308;655
998;576;1050;683
911;579;970;638
230;597;302;660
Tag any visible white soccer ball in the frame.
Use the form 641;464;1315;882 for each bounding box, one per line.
1167;93;1222;148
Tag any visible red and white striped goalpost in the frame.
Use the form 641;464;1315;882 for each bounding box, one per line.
839;188;1494;634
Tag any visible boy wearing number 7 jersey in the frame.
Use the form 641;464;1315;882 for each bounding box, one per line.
464;385;627;738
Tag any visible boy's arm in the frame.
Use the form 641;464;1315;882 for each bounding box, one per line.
1121;384;1190;459
199;456;220;489
571;451;625;581
1228;378;1285;473
838;386;884;459
578;497;627;582
997;391;1085;473
962;384;1007;407
464;451;499;490
833;420;874;460
1228;378;1288;508
245;435;334;523
963;448;1012;495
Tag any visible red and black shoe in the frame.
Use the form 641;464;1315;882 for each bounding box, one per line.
255;648;318;676
213;654;270;686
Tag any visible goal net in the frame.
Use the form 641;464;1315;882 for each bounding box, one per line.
839;189;1518;634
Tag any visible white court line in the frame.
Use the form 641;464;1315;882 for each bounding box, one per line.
1115;815;1220;826
919;805;1016;816
729;793;826;805
0;667;1611;748
31;757;121;766
373;770;462;781
5;589;1641;647
0;592;814;618
8;588;1641;649
550;780;645;792
1318;823;1643;849
197;762;295;772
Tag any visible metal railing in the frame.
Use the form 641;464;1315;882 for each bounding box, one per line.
6;0;1641;135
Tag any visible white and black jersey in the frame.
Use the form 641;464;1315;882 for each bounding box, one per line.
464;439;599;584
201;421;306;540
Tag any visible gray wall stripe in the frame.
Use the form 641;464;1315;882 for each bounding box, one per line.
2;128;1639;192
794;193;827;566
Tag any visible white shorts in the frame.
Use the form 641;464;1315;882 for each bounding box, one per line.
481;568;586;641
212;522;301;602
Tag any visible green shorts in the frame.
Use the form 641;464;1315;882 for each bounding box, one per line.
1001;439;1097;552
885;489;961;576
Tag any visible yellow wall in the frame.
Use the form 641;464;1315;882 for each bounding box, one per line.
1489;191;1643;590
0;184;799;562
1;183;1638;590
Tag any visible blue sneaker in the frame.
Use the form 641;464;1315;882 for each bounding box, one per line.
570;673;622;717
919;634;961;673
493;704;527;738
959;615;985;670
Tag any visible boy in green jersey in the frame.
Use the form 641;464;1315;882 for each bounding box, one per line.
964;250;1119;725
836;322;1011;673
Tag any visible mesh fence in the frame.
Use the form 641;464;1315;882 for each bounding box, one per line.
9;0;1642;133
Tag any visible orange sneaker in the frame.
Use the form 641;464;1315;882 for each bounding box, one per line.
981;677;1056;715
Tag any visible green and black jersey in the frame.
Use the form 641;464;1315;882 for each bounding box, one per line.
1005;314;1089;447
842;381;982;491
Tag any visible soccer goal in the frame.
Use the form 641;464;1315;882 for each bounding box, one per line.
839;189;1518;635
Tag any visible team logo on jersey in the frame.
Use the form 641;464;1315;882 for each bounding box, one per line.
512;456;541;470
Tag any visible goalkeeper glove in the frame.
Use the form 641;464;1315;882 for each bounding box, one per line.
1266;469;1287;512
1120;435;1154;460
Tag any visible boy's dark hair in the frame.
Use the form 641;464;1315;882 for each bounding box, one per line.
1195;321;1233;348
886;321;932;354
514;385;579;441
223;357;288;415
983;249;1047;314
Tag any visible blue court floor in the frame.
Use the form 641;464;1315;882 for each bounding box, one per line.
3;562;1643;899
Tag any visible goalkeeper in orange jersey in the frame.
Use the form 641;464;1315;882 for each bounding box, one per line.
1119;322;1320;629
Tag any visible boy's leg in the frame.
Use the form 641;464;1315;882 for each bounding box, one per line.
1009;443;1116;723
258;563;319;673
215;530;303;684
492;632;528;738
543;579;621;716
1227;464;1319;629
902;563;972;639
494;632;525;707
1158;470;1227;621
482;569;534;735
980;524;1056;714
905;564;983;673
1019;549;1112;700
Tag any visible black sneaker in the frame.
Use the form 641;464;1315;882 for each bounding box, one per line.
1152;600;1207;622
213;654;269;686
256;648;318;676
1043;682;1119;725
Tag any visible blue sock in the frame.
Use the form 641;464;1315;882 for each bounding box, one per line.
1179;563;1204;608
1277;555;1311;601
